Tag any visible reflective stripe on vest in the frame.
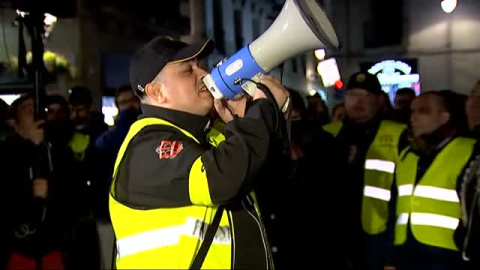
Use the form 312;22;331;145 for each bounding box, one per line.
396;213;459;230
116;217;231;259
324;120;406;235
109;117;234;269
364;186;391;201
395;137;476;250
365;159;396;173
398;184;460;202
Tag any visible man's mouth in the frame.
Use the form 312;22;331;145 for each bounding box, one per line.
199;85;208;92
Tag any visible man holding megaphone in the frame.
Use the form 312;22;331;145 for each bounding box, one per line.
109;0;340;268
108;35;290;269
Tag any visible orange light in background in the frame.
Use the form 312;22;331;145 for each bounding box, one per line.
334;80;344;90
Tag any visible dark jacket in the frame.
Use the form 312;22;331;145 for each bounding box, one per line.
112;100;279;269
456;142;480;269
272;120;348;269
95;109;140;161
94;109;140;218
0;134;78;259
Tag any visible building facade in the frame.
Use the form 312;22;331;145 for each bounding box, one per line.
330;0;480;102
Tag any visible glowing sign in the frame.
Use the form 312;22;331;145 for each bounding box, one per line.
368;60;420;86
368;60;412;75
317;58;341;87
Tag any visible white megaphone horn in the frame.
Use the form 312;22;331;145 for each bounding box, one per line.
203;0;340;100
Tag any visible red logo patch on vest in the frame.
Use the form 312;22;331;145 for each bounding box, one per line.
156;141;184;159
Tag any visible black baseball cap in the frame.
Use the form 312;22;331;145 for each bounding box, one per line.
346;72;382;95
129;36;214;96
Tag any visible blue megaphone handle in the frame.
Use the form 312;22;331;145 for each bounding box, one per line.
210;45;268;99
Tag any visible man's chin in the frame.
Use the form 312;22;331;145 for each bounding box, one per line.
199;99;214;116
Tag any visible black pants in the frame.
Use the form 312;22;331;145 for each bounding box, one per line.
396;244;463;270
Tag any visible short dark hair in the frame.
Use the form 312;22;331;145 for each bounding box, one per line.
396;88;416;97
288;88;306;118
438;90;467;130
422;90;467;132
68;86;93;107
47;95;70;117
47;94;69;108
8;94;33;121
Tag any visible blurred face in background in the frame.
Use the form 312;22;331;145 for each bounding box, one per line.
116;90;140;112
410;94;450;137
394;92;416;110
466;82;480;131
345;88;380;123
47;103;69;122
307;96;326;118
331;104;346;122
15;97;35;129
70;104;90;126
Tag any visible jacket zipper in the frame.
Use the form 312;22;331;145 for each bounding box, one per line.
242;195;270;269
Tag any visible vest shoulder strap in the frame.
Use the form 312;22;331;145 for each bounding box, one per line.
380;120;407;134
323;121;343;137
452;137;477;148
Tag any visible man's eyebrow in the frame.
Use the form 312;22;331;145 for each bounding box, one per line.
178;61;193;68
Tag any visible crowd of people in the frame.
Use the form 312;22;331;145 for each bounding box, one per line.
0;85;141;269
0;36;479;270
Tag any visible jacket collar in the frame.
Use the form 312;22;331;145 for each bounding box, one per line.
140;104;211;142
343;115;382;135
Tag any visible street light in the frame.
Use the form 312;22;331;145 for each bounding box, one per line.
441;0;457;13
314;49;326;60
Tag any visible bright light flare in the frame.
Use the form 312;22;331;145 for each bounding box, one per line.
441;0;457;13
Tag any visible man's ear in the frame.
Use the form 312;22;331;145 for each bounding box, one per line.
145;83;167;104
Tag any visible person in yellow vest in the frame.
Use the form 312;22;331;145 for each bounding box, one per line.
393;90;477;269
109;36;289;269
323;72;408;269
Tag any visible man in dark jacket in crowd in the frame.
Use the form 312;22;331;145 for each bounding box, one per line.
271;89;348;269
95;85;141;186
1;94;79;269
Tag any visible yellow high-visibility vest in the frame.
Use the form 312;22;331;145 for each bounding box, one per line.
324;120;406;235
68;132;90;161
110;117;246;269
395;137;476;250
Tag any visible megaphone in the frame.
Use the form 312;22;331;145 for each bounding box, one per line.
203;0;340;100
